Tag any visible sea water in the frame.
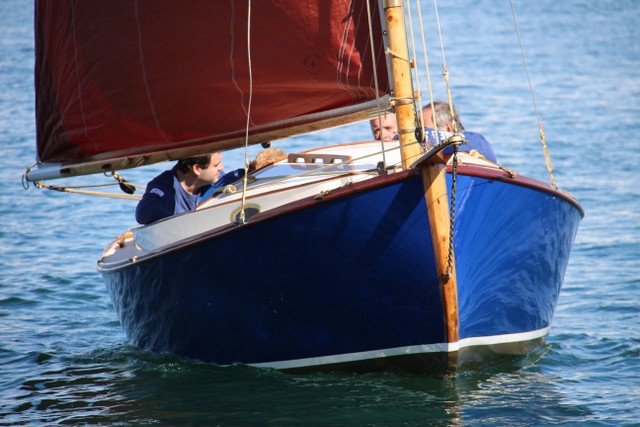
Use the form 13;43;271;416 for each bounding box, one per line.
1;1;639;425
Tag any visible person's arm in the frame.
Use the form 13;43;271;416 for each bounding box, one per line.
463;131;498;163
199;169;245;201
135;172;175;224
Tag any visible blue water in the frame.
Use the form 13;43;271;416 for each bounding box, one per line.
1;0;639;425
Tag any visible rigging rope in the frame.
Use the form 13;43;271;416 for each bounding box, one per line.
509;0;556;187
22;164;144;200
414;0;434;145
413;0;450;147
404;0;425;146
238;0;253;224
431;0;459;282
33;181;142;200
432;0;459;135
365;0;388;168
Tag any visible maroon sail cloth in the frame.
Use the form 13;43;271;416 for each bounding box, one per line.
34;0;389;164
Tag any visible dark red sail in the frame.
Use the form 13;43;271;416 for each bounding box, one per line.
34;0;389;170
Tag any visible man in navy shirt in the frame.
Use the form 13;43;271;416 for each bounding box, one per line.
135;152;224;224
422;100;498;163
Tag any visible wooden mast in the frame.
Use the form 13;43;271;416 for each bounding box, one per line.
382;0;459;349
382;0;421;168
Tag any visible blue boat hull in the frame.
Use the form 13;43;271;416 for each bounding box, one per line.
101;168;582;371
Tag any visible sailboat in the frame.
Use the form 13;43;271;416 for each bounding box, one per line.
25;1;583;373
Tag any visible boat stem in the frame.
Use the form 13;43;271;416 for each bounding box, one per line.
383;0;459;346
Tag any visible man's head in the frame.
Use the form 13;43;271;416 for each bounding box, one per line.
370;113;397;142
422;101;464;132
177;152;224;186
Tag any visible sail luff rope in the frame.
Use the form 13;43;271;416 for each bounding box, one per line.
509;0;556;187
239;0;253;224
364;0;388;167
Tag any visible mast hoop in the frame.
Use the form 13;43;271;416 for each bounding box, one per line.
382;0;403;9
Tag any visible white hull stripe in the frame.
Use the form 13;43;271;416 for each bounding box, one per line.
247;327;550;370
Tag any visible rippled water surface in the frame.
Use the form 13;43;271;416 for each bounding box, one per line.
1;0;639;425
